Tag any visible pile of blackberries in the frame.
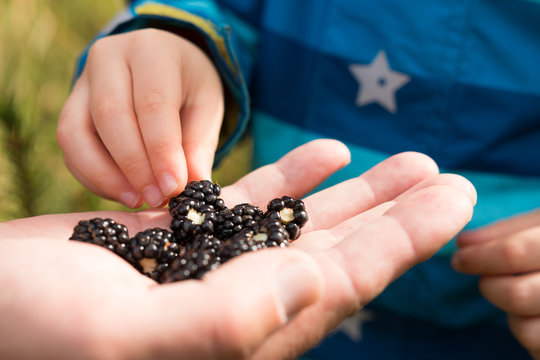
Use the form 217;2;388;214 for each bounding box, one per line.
70;180;309;284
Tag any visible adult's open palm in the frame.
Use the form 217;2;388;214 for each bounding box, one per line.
0;140;476;359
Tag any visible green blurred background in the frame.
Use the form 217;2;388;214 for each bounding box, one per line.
0;0;250;222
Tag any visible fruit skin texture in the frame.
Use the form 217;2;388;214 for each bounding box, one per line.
70;218;130;252
215;203;264;240
168;180;225;214
127;228;179;281
265;196;309;240
168;180;225;244
169;198;218;243
160;234;222;283
70;181;310;284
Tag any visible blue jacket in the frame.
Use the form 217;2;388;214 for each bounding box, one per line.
76;1;540;358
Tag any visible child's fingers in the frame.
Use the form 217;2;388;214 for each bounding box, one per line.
479;273;540;316
508;314;540;355
181;102;222;182
452;226;540;275
57;77;142;208
221;139;351;208
87;41;163;208
458;209;540;247
180;39;225;182
129;33;188;198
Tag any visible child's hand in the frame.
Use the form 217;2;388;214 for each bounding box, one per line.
57;29;224;208
453;211;540;359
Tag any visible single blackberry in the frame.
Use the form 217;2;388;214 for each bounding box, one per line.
70;218;129;248
169;198;218;243
218;234;262;263
168;180;225;215
160;234;222;283
224;218;290;259
215;203;264;239
265;196;308;240
181;232;223;257
127;228;179;281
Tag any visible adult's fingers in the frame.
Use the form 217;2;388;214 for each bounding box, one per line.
478;273;540;316
458;209;540;246
330;183;475;301
297;172;476;251
130;30;189;198
508;315;540;357
87;37;163;208
221;139;351;208
452;227;540;275
57;75;141;208
302;151;439;233
251;183;475;359
145;248;323;359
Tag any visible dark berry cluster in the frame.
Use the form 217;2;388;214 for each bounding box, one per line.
70;180;309;283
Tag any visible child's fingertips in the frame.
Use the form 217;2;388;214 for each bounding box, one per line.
120;191;141;208
143;185;165;208
159;172;179;197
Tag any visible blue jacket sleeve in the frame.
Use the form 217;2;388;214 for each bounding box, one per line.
74;0;261;165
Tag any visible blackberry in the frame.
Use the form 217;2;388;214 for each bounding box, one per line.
169;198;218;243
215;203;264;239
160;234;222;283
218;234;261;263
226;218;290;257
70;218;129;248
169;180;225;215
265;196;308;240
182;232;223;257
69;180;311;284
127;228;179;281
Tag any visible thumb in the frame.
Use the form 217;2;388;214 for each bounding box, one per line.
148;249;323;359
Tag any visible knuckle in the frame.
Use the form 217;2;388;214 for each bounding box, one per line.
136;28;161;39
119;155;147;179
56;110;73;147
55;123;71;149
130;28;166;48
505;281;531;311
87;37;114;61
148;139;177;157
136;92;168;115
92;99;126;121
500;241;527;269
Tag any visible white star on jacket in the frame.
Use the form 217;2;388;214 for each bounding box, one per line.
337;310;376;342
349;50;410;113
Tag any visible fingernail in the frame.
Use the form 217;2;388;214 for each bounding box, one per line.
275;262;320;323
143;185;164;207
120;191;139;208
159;172;178;196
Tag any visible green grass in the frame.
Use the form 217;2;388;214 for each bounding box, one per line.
0;0;251;221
